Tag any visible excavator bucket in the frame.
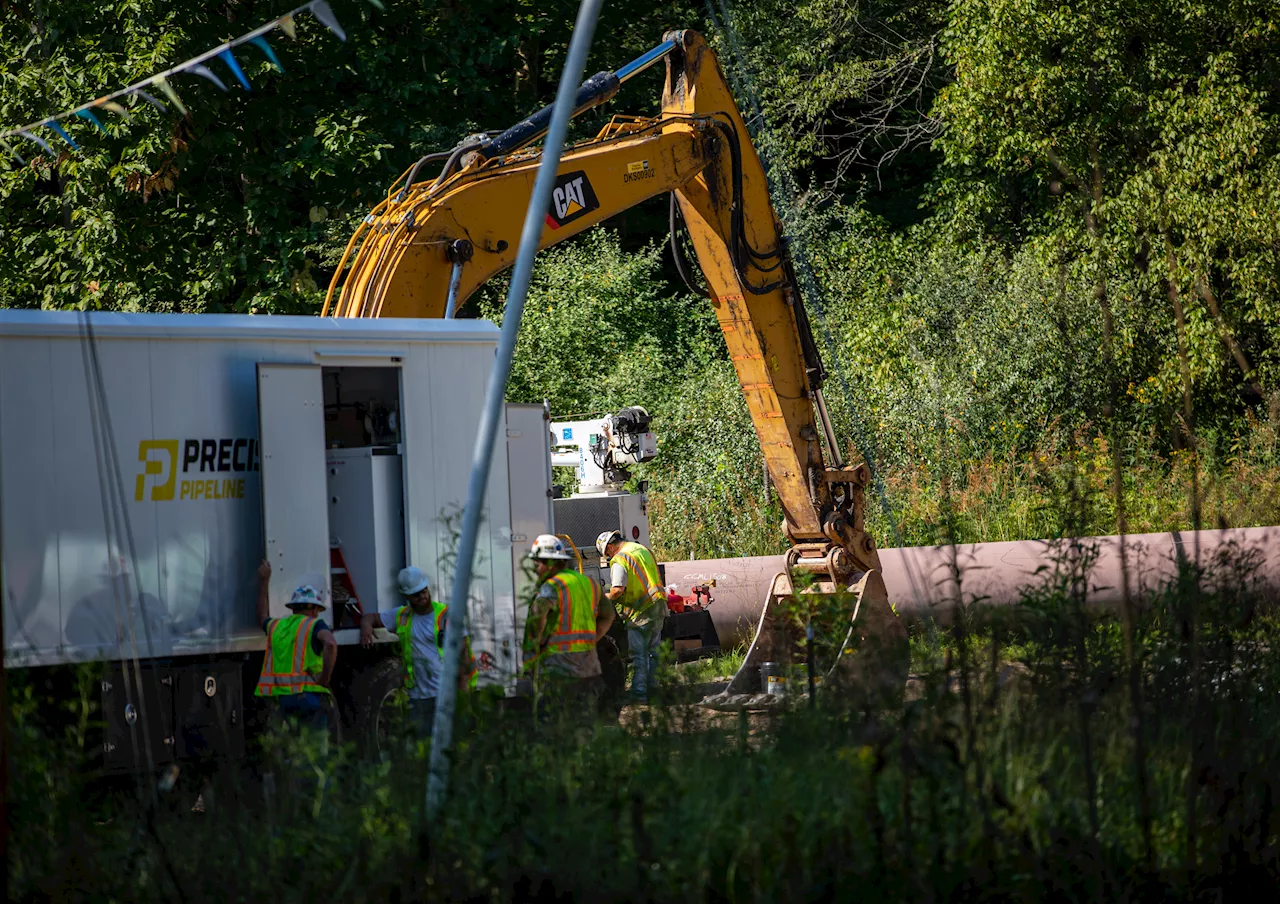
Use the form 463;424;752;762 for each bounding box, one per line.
702;568;908;711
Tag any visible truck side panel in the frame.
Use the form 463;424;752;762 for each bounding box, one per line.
505;403;555;665
257;363;331;619
1;337;63;657
150;339;262;646
2;314;520;678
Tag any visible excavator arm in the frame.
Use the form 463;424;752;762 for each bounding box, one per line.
326;30;906;700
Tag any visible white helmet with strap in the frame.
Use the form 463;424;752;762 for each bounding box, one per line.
397;566;430;596
529;534;573;562
595;529;623;559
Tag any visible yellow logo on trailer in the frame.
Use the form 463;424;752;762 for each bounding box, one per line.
136;440;178;501
134;437;257;502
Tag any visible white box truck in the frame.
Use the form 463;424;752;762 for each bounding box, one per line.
0;311;552;768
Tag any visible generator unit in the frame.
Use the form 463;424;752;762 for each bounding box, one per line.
549;407;656;571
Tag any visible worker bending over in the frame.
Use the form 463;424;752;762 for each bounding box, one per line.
360;566;474;731
254;559;338;732
597;530;668;702
526;534;614;715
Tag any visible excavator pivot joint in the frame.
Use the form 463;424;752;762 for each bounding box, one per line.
446;239;474;264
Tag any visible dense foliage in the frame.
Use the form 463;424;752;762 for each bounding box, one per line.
0;0;699;310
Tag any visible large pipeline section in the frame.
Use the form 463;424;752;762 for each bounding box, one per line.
662;526;1280;647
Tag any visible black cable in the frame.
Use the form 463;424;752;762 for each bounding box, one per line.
429;141;485;191
395;150;454;201
705;119;787;296
669;192;709;297
77;312;159;794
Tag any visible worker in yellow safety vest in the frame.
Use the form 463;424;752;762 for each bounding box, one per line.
526;534;615;714
254;559;338;732
359;566;477;732
597;530;668;702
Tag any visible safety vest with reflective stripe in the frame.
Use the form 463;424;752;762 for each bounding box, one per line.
542;569;599;654
255;614;330;696
610;541;667;625
394;601;478;691
394;601;446;691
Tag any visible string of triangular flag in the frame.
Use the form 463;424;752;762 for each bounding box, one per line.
0;0;381;164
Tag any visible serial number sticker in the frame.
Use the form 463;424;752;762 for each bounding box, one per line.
623;159;656;184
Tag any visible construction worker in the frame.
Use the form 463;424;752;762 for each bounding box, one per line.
525;534;614;715
253;559;337;732
359;566;474;732
596;530;668;702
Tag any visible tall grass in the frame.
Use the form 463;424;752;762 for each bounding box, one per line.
647;413;1280;562
865;422;1280;549
9;543;1279;901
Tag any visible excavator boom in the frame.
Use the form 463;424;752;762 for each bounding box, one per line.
326;30;906;701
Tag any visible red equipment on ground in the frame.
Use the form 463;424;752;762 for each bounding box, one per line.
665;579;715;614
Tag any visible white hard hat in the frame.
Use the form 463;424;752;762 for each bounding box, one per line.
287;584;326;609
595;530;622;559
529;534;573;562
397;566;430;596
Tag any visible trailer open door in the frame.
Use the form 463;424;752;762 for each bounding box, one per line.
257;363;330;619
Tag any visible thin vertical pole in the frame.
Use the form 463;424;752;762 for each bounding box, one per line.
426;0;606;817
444;259;463;319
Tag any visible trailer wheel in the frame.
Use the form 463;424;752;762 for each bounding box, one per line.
347;657;406;755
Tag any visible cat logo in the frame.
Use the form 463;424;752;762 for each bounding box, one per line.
545;171;599;230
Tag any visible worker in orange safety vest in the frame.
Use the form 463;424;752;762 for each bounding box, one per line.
254;559;338;733
525;534;614;717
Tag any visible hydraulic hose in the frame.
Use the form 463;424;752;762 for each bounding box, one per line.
669;193;709;297
478;70;620;159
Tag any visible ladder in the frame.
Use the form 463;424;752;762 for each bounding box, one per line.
329;543;364;628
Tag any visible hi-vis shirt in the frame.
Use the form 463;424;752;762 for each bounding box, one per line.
377;606;445;699
609;542;667;627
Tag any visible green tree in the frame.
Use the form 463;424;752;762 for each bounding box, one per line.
935;0;1280;418
476;229;714;416
0;0;702;312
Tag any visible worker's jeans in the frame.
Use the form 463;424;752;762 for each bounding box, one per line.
277;691;329;735
627;621;663;700
535;674;605;723
408;697;437;735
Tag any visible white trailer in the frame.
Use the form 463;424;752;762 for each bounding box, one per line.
0;311;552;767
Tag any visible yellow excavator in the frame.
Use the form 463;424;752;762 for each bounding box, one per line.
324;30;906;700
